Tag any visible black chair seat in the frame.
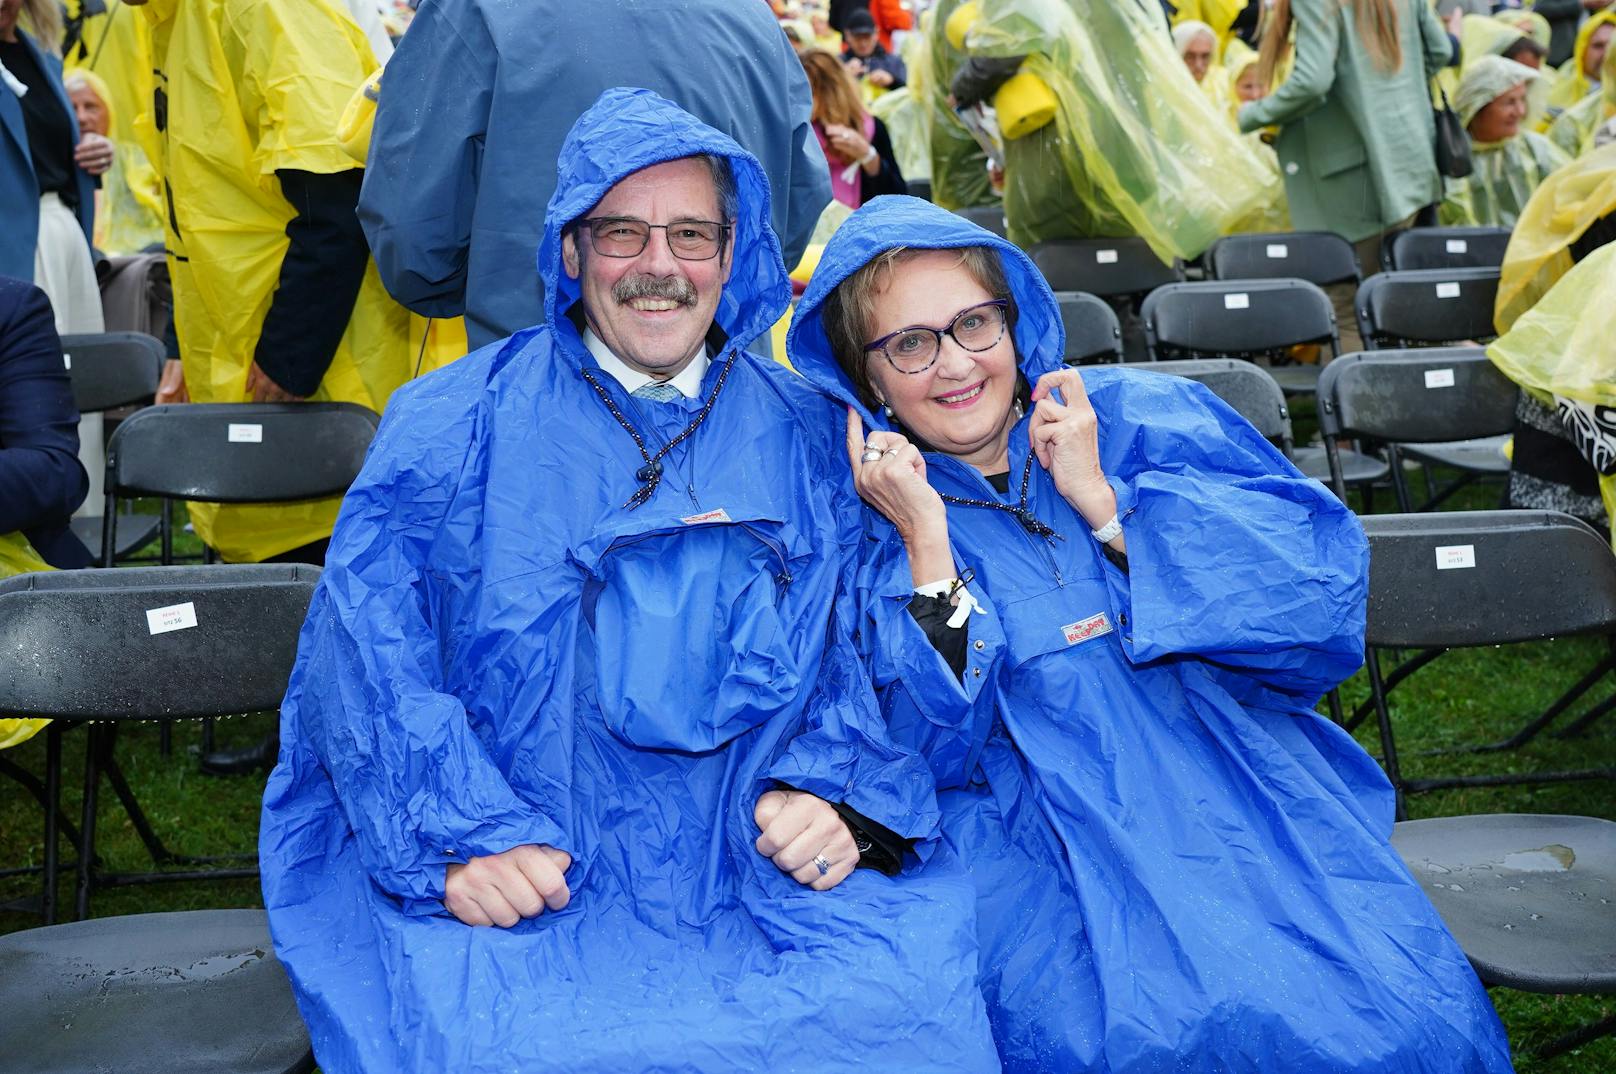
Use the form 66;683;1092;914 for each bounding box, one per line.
1400;435;1511;475
1292;445;1389;485
1266;364;1322;395
70;513;161;560
1392;815;1616;993
0;909;313;1074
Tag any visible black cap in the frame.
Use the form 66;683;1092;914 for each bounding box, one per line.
845;8;876;34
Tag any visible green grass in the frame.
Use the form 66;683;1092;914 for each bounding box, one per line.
2;491;1614;1070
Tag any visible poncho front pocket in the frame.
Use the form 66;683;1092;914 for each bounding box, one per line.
583;520;806;752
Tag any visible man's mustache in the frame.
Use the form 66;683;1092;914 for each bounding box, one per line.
614;274;697;306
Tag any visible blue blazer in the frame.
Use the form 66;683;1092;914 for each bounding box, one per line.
0;30;97;282
0;275;93;568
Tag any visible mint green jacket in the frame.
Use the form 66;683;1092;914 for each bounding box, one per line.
1239;0;1454;241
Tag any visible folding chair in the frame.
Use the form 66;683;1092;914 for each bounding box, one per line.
0;908;314;1074
952;204;1007;238
1391;814;1616;1061
59;332;164;561
1205;230;1361;288
1141;277;1338;391
1137;358;1293;457
1357;510;1616;815
1029;237;1184;300
101;402;380;567
906;178;933;203
1381;226;1512;272
1318;348;1517;512
1355;268;1501;350
1053;290;1123;365
0;564;320;923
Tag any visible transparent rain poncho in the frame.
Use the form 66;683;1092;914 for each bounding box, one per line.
921;0;998;209
961;0;1281;258
0;533;51;749
1489;242;1616;539
1494;141;1616;330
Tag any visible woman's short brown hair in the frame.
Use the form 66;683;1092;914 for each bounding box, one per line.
821;245;1016;410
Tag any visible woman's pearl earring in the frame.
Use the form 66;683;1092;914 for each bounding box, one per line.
882;404;894;418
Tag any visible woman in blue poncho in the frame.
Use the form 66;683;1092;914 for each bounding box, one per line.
786;194;1517;1074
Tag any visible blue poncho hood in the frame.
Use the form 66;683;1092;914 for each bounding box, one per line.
538;87;791;358
787;195;1065;423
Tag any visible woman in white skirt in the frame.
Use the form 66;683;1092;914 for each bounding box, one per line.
2;0;115;517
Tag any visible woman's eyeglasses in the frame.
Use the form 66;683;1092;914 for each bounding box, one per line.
575;216;730;260
863;300;1009;374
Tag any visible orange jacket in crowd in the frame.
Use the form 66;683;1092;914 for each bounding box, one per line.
870;0;912;51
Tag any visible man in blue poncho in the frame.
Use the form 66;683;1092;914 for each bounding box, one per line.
259;91;999;1073
358;0;831;350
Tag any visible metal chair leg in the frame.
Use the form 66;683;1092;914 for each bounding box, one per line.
74;724;105;920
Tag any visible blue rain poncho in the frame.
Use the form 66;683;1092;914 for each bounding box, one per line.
787;196;1516;1074
260;93;998;1074
356;0;830;350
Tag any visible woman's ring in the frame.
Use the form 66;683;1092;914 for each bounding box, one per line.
860;447;884;464
885;448;900;458
813;854;832;876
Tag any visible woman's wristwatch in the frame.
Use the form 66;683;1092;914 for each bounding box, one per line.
1090;515;1123;544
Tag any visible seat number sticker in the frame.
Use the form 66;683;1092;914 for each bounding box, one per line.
1265;244;1288;259
1435;282;1461;298
1061;611;1113;646
680;508;731;525
1435;545;1476;570
1095;249;1118;264
146;601;198;635
1445;239;1468;253
62;353;71;369
1224;293;1250;310
1424;368;1455;389
228;423;263;443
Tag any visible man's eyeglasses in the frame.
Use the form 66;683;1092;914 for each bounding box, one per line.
575;216;731;261
863;300;1010;374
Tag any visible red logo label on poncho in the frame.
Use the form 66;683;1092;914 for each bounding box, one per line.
680;508;732;525
1061;612;1112;646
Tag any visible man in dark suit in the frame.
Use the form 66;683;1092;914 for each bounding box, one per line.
0;275;93;569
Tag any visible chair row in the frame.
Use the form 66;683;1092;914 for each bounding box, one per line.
950;214;1512;281
1055;269;1500;370
58;331;381;565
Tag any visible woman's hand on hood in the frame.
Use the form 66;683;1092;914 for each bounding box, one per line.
1029;370;1122;546
846;408;956;586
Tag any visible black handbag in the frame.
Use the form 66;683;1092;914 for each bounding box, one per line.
1433;88;1473;180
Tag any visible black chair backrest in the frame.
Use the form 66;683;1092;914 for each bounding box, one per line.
1206;231;1361;287
953;205;1007;238
105;402;379;502
1317;347;1518;445
1030;237;1185;298
0;564;320;719
1355;268;1501;349
1139;358;1292;453
906;178;933;203
1141;278;1339;359
1053;291;1123;364
1381;226;1512;271
59;332;164;414
1361;511;1616;649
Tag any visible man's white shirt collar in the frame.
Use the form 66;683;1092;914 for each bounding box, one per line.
583;327;710;399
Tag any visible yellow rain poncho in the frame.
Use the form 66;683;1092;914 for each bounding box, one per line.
1442;56;1569;229
62;67;164;255
870;86;933;181
1547;46;1616;158
1494;142;1616;331
923;0;997;210
962;0;1280;258
1216;38;1291;232
1542;11;1616;125
336;69;468;377
142;0;413;562
1488;242;1616;540
0;534;51;750
1500;9;1552;52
